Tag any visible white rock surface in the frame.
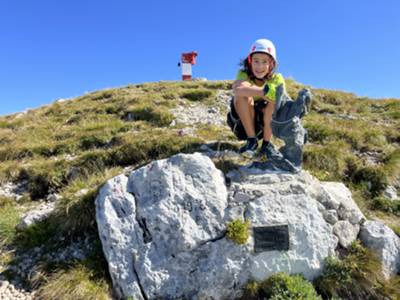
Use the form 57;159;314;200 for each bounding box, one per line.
320;182;365;224
0;181;28;201
96;153;345;300
16;202;56;230
170;89;232;127
170;103;225;126
0;279;35;300
359;220;400;279
333;220;360;248
323;209;339;225
244;181;338;281
383;185;398;200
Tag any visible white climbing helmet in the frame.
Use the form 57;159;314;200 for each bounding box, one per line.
249;39;277;63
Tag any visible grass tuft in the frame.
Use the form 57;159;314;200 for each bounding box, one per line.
371;197;400;216
303;143;350;180
239;273;321;300
35;263;111;300
180;89;214;102
0;199;20;248
314;241;399;299
226;219;250;245
125;104;175;126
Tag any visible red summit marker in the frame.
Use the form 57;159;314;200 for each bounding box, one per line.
178;51;198;81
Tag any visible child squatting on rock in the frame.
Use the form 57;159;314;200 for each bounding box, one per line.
230;38;284;159
227;38;312;171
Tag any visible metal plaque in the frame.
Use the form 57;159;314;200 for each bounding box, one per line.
253;225;289;253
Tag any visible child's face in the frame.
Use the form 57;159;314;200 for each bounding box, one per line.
251;53;273;79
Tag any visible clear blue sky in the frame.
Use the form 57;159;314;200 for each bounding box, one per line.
1;0;399;116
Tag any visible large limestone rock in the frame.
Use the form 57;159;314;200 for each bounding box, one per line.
96;152;371;300
96;153;248;300
360;220;400;279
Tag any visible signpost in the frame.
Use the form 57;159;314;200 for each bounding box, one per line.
178;51;198;81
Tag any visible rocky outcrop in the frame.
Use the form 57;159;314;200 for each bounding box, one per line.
95;152;388;300
96;153;240;300
170;90;232;127
359;220;400;279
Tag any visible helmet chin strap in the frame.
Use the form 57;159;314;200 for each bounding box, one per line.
247;55;252;66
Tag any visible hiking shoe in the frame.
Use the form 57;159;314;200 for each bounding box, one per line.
239;138;258;158
258;142;284;161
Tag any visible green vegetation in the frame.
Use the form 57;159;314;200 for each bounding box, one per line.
372;197;400;215
0;197;20;247
314;241;400;299
392;225;400;236
226;219;250;245
180;89;215;102
125;103;175;126
35;263;111;300
240;273;321;300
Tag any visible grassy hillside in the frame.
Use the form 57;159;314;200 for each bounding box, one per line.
0;79;399;299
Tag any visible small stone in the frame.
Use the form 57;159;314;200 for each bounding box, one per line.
252;190;264;197
74;189;89;197
233;191;251;203
337;206;364;224
0;280;10;293
317;190;340;210
199;144;210;151
67;167;80;181
333;220;360;248
383;185;398;200
17;202;56;230
47;193;61;202
124;112;135;121
323;210;338;225
290;183;306;194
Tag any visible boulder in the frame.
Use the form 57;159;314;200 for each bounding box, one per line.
333;220;360;248
359;220;400;279
320;182;365;224
95;153;345;300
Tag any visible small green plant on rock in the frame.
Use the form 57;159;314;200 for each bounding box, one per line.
226;219;250;245
240;273;321;300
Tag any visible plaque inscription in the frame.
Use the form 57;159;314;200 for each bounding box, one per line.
253;225;289;253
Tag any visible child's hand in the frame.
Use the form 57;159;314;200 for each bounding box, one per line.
232;80;251;90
